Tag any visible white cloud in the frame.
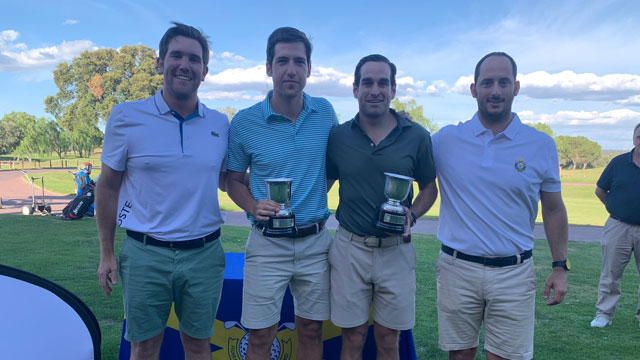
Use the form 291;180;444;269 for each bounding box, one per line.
448;71;640;102
211;51;246;62
615;95;640;106
519;109;640;126
0;30;97;72
63;19;79;25
426;80;448;97
203;65;270;92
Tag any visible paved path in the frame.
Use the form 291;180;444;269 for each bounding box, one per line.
0;169;74;216
1;169;604;242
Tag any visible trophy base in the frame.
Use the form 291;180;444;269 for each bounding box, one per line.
263;214;297;238
376;210;406;234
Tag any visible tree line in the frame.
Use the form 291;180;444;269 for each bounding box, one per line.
0;45;608;169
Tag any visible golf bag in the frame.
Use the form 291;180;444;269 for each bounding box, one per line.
62;183;95;220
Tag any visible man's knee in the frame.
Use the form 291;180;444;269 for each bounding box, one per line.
248;325;278;347
342;324;368;348
296;318;323;342
449;347;478;360
180;332;210;356
373;325;399;353
130;332;164;360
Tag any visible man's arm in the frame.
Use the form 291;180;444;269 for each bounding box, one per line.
595;186;608;205
402;181;438;236
540;190;569;306
96;164;124;296
218;171;227;192
226;170;279;221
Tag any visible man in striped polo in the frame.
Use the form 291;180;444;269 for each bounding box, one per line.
226;27;338;360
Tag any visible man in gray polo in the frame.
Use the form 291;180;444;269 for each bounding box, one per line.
97;22;228;359
590;123;640;328
326;54;437;359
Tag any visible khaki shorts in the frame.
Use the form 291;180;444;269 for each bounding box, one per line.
241;226;332;329
436;251;536;360
119;235;225;342
329;226;417;330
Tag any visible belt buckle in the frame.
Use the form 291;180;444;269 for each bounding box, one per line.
364;237;382;248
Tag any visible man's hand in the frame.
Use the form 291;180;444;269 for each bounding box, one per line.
543;268;568;305
402;206;412;238
397;110;413;122
252;199;281;221
97;254;118;296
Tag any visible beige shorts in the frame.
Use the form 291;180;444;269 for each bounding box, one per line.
241;226;332;329
436;251;536;360
329;226;417;330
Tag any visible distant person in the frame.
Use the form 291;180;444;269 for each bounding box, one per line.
432;52;569;360
75;162;94;216
96;22;228;359
326;54;437;359
226;27;337;360
590;123;640;328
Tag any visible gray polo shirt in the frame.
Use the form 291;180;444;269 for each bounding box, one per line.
327;110;436;236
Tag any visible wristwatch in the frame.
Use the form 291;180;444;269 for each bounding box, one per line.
410;211;418;227
552;259;571;271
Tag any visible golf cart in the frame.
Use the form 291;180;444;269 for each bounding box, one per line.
20;170;52;216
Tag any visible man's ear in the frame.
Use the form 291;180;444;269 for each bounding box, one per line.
266;62;272;77
470;83;477;99
156;57;163;75
514;80;520;96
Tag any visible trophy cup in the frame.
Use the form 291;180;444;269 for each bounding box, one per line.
263;178;296;237
376;173;414;234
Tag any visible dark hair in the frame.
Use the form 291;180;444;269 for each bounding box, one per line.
159;21;210;66
634;123;640;135
474;52;517;83
354;54;397;87
266;27;312;65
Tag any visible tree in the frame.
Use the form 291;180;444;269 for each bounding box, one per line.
216;106;238;122
390;99;439;133
555;135;601;169
0;112;26;154
529;122;554;137
44;45;163;154
13;114;46;162
44;120;71;159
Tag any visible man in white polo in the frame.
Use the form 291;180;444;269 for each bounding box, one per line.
97;22;228;359
432;52;569;360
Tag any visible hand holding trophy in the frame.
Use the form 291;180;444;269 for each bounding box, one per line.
263;178;296;237
376;173;414;234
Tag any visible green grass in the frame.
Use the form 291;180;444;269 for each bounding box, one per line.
560;168;601;184
2;215;639;359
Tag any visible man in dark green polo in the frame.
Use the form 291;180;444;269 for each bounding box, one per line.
326;54;437;359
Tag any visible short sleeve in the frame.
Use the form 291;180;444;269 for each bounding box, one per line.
326;127;339;180
101;104;128;171
414;130;437;185
226;114;249;173
596;160;615;191
540;137;562;192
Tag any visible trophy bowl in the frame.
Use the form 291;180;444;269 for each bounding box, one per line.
263;178;296;237
376;173;414;234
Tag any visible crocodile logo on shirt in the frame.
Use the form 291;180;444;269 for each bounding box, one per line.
514;159;527;172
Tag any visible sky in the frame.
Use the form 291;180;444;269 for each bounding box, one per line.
1;0;640;149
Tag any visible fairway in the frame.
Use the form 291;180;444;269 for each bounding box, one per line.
1;215;639;359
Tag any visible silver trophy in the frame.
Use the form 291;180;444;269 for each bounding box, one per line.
376;172;414;234
263;178;296;237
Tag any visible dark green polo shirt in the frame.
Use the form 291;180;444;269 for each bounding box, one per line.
597;150;640;225
327;110;436;236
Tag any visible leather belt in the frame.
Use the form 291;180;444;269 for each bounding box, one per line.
441;245;532;267
338;226;410;248
126;229;220;249
255;220;326;238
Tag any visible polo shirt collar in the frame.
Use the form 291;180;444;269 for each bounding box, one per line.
470;111;522;140
261;90;318;121
153;89;205;118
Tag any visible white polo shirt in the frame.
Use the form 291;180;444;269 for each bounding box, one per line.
432;112;561;256
101;90;228;241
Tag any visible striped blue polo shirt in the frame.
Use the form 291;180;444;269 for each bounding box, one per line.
227;91;338;225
